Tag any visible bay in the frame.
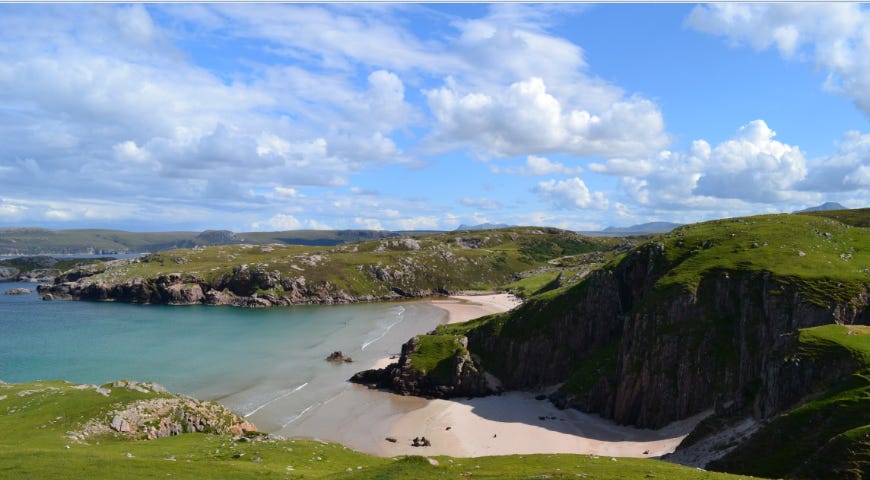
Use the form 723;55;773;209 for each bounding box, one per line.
0;282;445;434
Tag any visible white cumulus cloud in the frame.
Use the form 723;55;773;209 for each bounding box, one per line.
425;77;668;159
534;177;607;210
616;120;814;211
687;3;870;115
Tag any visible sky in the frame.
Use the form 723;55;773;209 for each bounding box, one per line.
0;3;869;232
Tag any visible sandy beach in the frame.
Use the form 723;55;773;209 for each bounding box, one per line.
281;292;702;459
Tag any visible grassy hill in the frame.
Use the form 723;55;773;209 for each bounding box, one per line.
0;379;753;479
40;228;626;305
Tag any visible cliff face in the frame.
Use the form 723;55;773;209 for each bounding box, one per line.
350;335;493;398
466;242;868;429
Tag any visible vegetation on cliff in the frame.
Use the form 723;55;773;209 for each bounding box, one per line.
0;256;114;282
0;379;754;479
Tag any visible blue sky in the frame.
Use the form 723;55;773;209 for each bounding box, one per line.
0;3;868;232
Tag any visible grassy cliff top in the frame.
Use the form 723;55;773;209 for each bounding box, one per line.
0;379;755;479
64;227;623;297
649;211;869;305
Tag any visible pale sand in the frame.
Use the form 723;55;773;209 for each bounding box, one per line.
431;292;523;325
381;393;706;458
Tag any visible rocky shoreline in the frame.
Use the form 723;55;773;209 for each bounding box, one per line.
36;260;449;307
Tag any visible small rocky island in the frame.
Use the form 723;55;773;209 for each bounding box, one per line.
4;287;32;295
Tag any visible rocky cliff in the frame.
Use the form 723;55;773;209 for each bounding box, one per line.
354;212;869;476
35;228;619;307
37;260;408;306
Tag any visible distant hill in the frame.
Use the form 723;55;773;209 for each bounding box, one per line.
582;221;682;237
455;223;512;231
0;227;397;255
794;202;847;213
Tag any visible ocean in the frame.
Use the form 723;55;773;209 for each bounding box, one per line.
0;282;445;436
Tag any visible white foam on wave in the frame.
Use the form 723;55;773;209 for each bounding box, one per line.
279;390;345;428
280;404;315;428
244;382;309;418
361;315;405;351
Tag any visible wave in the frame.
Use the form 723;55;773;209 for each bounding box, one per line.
279;390;345;428
244;382;309;418
361;315;405;351
280;404;315;428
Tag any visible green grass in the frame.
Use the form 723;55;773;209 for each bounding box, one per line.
0;380;754;479
406;334;468;382
797;207;870;227
501;270;563;298
643;213;869;307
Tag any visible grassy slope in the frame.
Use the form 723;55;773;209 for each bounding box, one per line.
75;228;621;298
489;212;869;340
709;324;870;479
0;380;752;480
797;206;870;228
652;212;869;306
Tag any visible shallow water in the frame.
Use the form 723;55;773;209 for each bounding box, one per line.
0;282;445;431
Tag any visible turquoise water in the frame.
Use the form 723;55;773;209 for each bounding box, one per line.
0;282;445;429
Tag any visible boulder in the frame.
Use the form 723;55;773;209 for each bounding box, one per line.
0;266;20;281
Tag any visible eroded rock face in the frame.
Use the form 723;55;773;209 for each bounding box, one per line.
36;262;407;307
350;335;493;399
463;243;869;429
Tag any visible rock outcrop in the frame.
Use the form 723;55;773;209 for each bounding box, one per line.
351;334;493;398
0;266;20;281
4;287;31;295
36;255;440;307
68;380;256;442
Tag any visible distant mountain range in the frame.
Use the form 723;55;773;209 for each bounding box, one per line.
793;202;847;213
455;223;512;231
581;221;683;237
